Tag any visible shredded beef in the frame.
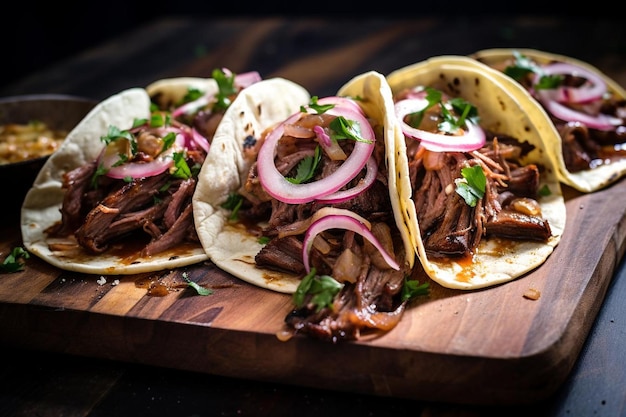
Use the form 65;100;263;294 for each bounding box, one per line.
408;137;551;260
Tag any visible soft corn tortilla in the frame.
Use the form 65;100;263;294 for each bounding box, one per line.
471;48;626;193
192;71;411;294
386;56;566;290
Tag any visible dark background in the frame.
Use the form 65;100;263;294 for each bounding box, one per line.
4;2;610;93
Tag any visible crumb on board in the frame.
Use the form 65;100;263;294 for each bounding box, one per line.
523;288;541;300
96;276;120;286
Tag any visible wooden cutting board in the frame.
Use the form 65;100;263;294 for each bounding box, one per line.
1;177;625;406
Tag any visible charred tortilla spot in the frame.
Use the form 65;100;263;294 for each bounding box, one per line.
243;135;257;149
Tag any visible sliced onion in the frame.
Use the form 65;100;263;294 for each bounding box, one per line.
316;96;365;114
257;105;375;204
301;213;400;274
191;127;210;153
535;62;606;104
234;71;262;88
316;156;378;204
171;70;261;118
277;206;372;239
314;125;346;160
541;98;622;131
101;132;185;179
172;96;211;118
394;98;486;152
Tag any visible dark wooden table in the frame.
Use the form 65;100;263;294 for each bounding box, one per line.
1;16;625;417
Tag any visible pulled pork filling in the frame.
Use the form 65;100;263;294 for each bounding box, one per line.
489;56;626;173
46;120;208;257
406;134;551;260
236;109;416;342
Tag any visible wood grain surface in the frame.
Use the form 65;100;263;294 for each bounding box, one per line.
1;16;626;416
1;172;625;406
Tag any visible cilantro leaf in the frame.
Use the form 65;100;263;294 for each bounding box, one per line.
1;247;30;273
304;96;335;114
287;146;322;184
401;278;430;302
221;193;244;221
293;268;343;313
182;272;213;296
329;116;371;143
212;68;238;112
455;165;486;207
171;152;191;179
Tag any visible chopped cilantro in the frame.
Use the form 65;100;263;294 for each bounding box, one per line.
182;272;213;296
212;68;238;112
171;152;191;179
406;87;479;135
293;268;343;313
401;278;430;302
221;193;244;221
329;116;371;143
0;247;30;273
455;165;486;207
504;51;563;90
287;146;322;184
304;96;335;114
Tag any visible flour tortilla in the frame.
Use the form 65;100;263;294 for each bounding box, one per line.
386;56;566;290
471;48;626;193
192;71;409;293
19;87;210;275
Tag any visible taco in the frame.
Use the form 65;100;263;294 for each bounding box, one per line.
471;48;626;193
193;71;428;341
20;70;309;275
386;56;566;290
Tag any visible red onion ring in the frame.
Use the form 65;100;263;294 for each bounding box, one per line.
316;96;366;114
394;98;486;152
101;132;186;179
191;127;210;153
301;212;400;274
316;156;378;204
541;99;622;131
534;62;607;104
257;104;375;204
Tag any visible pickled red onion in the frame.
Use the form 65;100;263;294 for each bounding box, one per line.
316;96;366;114
101;132;186;179
257;103;375;204
394;98;486;152
534;62;607;104
301;213;400;274
541;99;622;131
316;156;378;204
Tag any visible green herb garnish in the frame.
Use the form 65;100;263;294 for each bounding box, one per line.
0;247;30;273
171;152;191;179
455;165;486;207
293;268;343;312
212;68;238;112
329;116;372;143
303;96;335;114
287;146;322;184
401;278;430;302
221;193;244;221
182;272;213;296
406;87;479;134
504;51;563;90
